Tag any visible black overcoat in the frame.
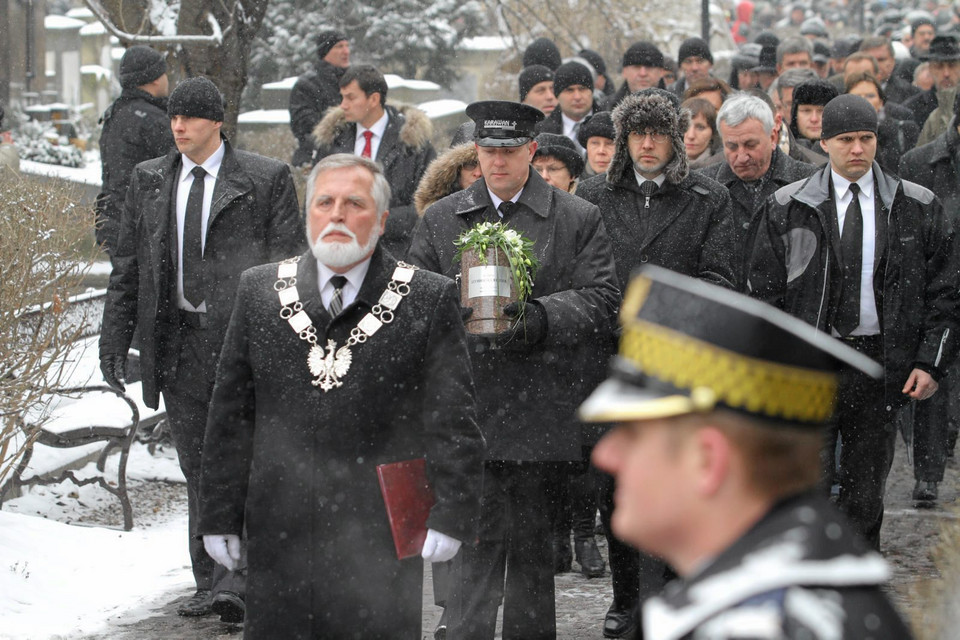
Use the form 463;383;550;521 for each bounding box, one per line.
197;247;484;639
899;121;960;218
407;169;619;461
576;170;741;293
99;142;306;408
289;60;345;167
96;88;175;252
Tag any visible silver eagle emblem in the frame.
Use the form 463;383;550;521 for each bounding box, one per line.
307;339;353;391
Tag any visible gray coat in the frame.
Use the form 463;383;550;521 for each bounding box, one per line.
99;142;306;408
407;169;619;461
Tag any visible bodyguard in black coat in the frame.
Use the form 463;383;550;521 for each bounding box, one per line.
96;46;175;255
408;101;618;640
99;78;305;617
198;154;484;638
288;30;349;167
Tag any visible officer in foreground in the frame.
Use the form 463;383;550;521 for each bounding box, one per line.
580;265;914;639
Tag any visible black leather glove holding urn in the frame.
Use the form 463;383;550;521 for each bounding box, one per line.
495;301;547;351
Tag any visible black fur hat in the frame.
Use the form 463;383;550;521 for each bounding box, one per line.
608;89;689;185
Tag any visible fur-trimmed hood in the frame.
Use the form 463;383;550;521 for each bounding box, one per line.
312;103;433;151
608;91;690;185
414;143;478;216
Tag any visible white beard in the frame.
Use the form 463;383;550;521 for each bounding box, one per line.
309;222;380;268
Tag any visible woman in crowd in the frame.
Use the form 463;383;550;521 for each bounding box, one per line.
682;98;720;167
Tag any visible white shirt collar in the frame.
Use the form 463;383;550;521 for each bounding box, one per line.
634;170;666;189
316;256;373;309
358;110;389;140
487;186;524;214
180;140;225;181
830;167;874;201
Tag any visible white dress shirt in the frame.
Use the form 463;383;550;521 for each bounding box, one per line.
354;111;389;160
487;187;524;217
634;171;666;190
831;168;880;336
561;111;587;155
176;141;225;312
317;257;372;310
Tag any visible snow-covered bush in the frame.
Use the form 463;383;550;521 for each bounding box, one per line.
15;120;84;168
0;176;94;489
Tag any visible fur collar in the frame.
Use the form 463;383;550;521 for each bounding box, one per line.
311;103;433;150
414;143;478;216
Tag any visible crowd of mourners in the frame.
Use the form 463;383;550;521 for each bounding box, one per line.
87;1;960;638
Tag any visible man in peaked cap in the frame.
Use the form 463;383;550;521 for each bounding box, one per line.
581;265;914;640
576;87;739;639
903;35;960;127
748;93;960;550
100;76;305;620
408;100;618;640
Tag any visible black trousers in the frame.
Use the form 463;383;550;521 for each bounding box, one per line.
445;462;559;640
823;337;895;550
162;320;243;595
596;468;668;609
912;362;958;482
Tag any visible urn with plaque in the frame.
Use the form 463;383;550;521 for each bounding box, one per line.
454;222;539;337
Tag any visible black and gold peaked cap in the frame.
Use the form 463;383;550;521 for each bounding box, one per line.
579;266;883;426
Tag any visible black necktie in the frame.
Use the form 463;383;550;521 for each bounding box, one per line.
182;166;207;308
328;275;347;316
835;183;863;336
497;201;515;218
640;180;658;209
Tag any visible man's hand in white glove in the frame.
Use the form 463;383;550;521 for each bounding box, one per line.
421;529;462;563
204;534;242;571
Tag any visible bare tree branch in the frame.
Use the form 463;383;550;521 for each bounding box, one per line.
81;0;232;45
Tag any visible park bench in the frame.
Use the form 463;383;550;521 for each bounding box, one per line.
0;289;166;531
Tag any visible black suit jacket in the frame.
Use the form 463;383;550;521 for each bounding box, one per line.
99;141;306;408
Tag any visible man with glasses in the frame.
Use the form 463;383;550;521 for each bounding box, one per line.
576;87;739;639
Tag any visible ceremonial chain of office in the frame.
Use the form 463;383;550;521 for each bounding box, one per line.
274;256;419;391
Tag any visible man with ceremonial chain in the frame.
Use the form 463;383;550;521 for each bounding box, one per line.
197;153;485;638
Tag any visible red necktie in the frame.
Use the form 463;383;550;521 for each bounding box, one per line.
361;130;374;159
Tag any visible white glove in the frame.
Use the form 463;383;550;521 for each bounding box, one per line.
204;534;241;571
421;529;462;563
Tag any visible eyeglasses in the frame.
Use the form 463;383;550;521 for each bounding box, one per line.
631;130;670;143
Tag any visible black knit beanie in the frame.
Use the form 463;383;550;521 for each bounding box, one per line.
523;38;562;71
316;30;348;60
519;65;555;102
578;49;607;76
678;37;713;64
168;77;225;122
577;111;615;147
553;61;594;95
820;94;878;139
119;46;166;90
622;42;664;69
533;132;585;178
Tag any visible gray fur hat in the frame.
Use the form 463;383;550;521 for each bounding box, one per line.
608;89;689;185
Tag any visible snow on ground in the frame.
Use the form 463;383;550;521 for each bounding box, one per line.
0;445;191;640
20;154;102;187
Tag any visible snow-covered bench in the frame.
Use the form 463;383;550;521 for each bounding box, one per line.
0;292;166;530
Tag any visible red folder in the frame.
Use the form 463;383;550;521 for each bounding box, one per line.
377;458;436;560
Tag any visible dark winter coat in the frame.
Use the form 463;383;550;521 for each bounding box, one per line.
534;105;595;138
697;147;816;237
641;491;914;640
96;88;175;253
413;142;478;216
577;90;740;292
288;60;345;167
877;110;920;173
312;104;437;258
197;246;484;639
747;162;960;407
902;87;939;126
99;141;306;409
899;119;960;218
883;73;921;105
407;169;620;462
